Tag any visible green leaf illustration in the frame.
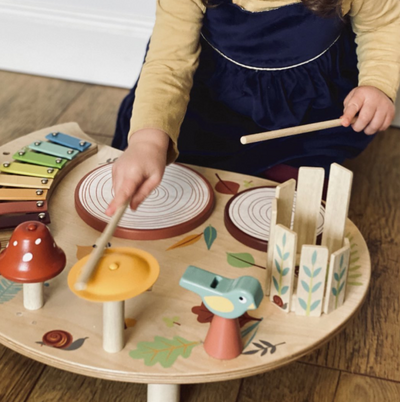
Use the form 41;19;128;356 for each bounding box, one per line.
129;336;199;368
338;282;345;294
274;259;281;274
276;244;283;259
281;286;289;295
282;268;289;276
204;225;217;250
0;278;22;304
312;282;322;293
282;233;287;247
298;298;307;311
227;252;255;268
303;266;311;277
313;267;322;278
310;300;321;312
334;273;340;281
339;268;347;280
301;280;310;292
273;276;279;293
332;287;338;296
283;252;290;261
312;250;317;265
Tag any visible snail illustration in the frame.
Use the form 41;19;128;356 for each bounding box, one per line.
36;330;88;351
273;295;287;310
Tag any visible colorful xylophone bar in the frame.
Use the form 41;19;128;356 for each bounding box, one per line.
0;132;97;230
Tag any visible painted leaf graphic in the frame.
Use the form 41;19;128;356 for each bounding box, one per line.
0;278;22;304
282;233;287;247
332;287;338;296
281;286;289;295
310;300;321;312
301;280;310;292
129;336;199;368
282;268;289;276
167;233;202;250
298;298;307;311
276;244;283;259
273;276;279;293
339;268;347;280
313;267;322;278
192;303;214;323
227;252;255;268
283;252;290;261
334;273;340;281
303;266;312;277
338;282;345;294
274;259;281;274
312;251;317;265
215;174;240;195
312;282;322;293
204;225;217;250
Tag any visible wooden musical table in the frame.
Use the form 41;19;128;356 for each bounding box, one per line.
0;123;370;402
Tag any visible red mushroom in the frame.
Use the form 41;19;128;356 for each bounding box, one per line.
0;221;66;310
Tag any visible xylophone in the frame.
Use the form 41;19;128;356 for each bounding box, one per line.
0;131;97;231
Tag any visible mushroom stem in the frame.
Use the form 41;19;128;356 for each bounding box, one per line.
23;282;44;310
147;384;180;402
103;300;125;353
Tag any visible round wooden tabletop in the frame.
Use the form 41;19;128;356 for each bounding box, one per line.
0;124;371;384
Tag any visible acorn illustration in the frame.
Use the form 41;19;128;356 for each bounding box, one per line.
36;330;88;351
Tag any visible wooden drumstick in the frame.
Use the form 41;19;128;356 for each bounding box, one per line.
74;200;129;291
240;118;349;145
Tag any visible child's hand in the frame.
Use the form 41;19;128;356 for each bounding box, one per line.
105;128;170;217
341;86;395;135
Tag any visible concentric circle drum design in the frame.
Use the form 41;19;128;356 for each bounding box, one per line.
75;163;215;240
224;187;325;251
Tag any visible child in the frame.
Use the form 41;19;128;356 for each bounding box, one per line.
107;0;399;216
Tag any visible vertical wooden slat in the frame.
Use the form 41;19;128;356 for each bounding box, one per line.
269;224;297;312
324;238;351;314
296;245;329;317
322;163;353;255
293;167;324;252
276;178;296;229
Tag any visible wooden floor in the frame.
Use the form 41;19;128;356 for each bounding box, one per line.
0;70;399;401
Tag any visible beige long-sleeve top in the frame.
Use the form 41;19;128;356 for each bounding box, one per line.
129;0;400;163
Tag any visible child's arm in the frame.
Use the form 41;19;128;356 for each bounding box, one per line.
105;128;170;216
341;0;400;133
107;0;205;214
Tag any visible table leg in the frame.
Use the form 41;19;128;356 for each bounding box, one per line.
147;384;180;402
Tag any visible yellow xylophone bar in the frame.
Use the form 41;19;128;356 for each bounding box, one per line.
0;173;53;189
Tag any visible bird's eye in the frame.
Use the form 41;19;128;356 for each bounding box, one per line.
238;296;247;304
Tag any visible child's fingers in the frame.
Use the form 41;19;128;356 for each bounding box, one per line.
380;113;393;132
364;109;386;135
342;93;364;126
129;174;163;211
351;102;376;132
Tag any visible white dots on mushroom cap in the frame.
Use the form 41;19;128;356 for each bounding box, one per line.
13;241;18;246
22;253;33;262
35;238;42;245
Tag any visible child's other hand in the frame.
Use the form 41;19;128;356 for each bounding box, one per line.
341;86;395;135
105;128;170;217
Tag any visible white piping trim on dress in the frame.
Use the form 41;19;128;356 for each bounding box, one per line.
200;33;341;71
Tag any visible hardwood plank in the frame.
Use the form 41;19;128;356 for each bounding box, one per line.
56;86;129;138
26;366;146;402
334;372;400;402
301;127;400;381
0;71;86;144
0;345;45;402
237;362;339;402
181;380;241;402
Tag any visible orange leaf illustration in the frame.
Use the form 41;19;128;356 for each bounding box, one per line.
167;233;203;250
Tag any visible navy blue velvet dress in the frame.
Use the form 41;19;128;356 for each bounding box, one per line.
112;1;373;176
